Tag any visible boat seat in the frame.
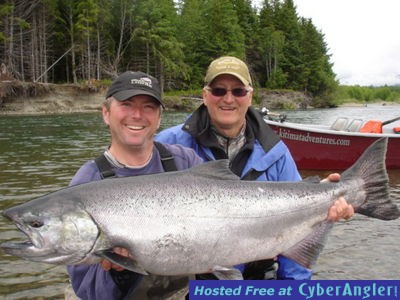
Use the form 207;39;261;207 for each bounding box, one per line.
346;119;364;132
330;117;349;131
360;120;383;133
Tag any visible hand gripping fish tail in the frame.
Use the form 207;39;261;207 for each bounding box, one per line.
341;137;400;221
281;137;399;269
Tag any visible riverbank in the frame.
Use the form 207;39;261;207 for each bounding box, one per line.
0;81;106;115
1;81;398;115
0;81;206;114
0;81;319;115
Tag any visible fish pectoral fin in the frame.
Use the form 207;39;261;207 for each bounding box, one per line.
212;266;244;280
282;220;334;268
95;249;148;275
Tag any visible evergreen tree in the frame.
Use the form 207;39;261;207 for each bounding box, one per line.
177;0;246;87
274;0;304;91
0;0;341;101
203;0;245;59
232;0;259;82
177;0;210;87
132;0;187;91
258;0;286;87
299;17;337;101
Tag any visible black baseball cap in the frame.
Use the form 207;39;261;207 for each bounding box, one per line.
106;71;164;108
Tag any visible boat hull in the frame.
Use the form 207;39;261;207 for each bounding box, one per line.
265;120;400;170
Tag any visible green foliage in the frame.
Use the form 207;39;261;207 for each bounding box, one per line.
132;0;187;89
255;0;338;105
176;0;209;87
204;0;245;57
0;3;13;16
0;3;14;43
335;85;400;103
2;0;398;106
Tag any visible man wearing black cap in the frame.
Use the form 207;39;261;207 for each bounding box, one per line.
66;71;203;300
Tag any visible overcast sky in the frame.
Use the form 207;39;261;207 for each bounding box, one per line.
254;0;400;86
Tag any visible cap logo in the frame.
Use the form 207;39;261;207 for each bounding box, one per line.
205;56;252;86
215;59;241;71
131;77;153;88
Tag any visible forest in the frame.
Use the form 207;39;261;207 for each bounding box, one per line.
1;0;399;106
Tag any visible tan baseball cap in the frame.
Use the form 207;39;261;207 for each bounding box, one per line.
204;56;252;86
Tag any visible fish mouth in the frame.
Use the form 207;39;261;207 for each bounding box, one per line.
0;219;73;264
1;240;36;253
0;236;44;260
1;226;40;255
1;213;44;257
1;236;77;264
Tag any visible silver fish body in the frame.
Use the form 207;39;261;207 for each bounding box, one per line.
1;137;399;276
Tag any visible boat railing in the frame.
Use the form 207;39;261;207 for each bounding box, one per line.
261;108;400;135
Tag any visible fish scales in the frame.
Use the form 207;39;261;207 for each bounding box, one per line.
1;138;399;278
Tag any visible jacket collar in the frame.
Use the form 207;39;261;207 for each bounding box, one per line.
182;104;280;152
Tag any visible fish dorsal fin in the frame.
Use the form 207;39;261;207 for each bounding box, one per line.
189;159;240;180
282;221;334;269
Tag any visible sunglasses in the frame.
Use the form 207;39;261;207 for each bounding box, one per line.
205;86;251;97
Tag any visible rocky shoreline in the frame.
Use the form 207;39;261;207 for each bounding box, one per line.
0;83;313;115
1;81;397;115
0;82;107;115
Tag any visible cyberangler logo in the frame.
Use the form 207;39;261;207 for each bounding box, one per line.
131;77;153;88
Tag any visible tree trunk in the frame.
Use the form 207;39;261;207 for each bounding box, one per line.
86;18;91;81
7;0;15;76
19;26;24;81
69;7;77;84
96;27;100;80
30;16;37;81
113;1;127;74
41;7;48;83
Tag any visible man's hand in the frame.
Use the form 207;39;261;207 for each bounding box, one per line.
327;196;354;221
321;173;355;221
101;247;130;272
321;172;340;183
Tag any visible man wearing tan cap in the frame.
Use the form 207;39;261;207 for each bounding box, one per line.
156;56;354;280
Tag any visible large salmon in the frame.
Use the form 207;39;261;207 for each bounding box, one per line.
1;137;399;279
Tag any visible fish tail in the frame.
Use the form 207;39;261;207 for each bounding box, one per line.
341;137;400;220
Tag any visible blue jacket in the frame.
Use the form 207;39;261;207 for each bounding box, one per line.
156;105;312;280
67;143;203;300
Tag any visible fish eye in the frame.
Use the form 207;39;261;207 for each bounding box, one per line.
28;220;44;228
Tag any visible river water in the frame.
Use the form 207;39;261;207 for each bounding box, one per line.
0;105;399;299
